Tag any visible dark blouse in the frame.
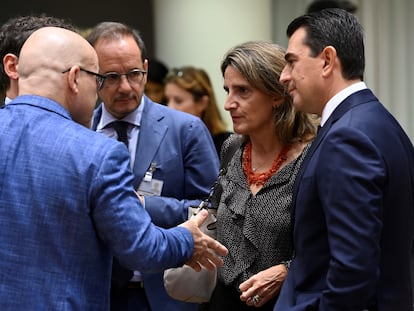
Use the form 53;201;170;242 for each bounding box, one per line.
212;131;232;156
215;135;310;288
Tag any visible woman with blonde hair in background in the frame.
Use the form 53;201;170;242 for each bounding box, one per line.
165;66;232;155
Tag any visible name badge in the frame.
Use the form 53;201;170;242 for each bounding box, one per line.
137;179;163;196
137;162;163;196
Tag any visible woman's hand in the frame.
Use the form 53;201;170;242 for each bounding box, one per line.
239;264;288;307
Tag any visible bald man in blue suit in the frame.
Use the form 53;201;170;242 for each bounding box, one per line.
0;26;227;311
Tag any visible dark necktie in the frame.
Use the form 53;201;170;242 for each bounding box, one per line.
111;121;129;147
109;120;134;287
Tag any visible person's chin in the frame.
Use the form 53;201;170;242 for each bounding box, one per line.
115;98;139;109
115;97;134;105
113;102;138;116
232;124;247;135
292;101;304;111
291;95;302;107
288;88;297;98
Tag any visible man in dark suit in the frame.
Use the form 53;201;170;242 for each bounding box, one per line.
0;26;227;310
275;9;414;311
88;22;220;311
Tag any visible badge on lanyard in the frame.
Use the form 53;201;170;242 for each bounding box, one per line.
137;162;164;196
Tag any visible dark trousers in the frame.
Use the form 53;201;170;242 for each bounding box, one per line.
110;283;151;311
200;280;277;311
110;258;152;311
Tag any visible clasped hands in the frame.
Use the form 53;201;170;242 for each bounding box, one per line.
180;209;228;271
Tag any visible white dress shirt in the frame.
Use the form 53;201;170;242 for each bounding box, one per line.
96;98;144;168
320;81;367;127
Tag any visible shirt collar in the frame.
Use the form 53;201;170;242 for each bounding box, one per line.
97;97;145;130
4;96;12;105
320;81;367;126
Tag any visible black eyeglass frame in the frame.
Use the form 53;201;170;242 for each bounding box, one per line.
102;69;147;87
62;67;106;91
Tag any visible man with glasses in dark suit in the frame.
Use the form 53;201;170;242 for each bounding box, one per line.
88;22;220;311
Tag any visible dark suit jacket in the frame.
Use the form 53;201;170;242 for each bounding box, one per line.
93;96;219;311
275;89;414;311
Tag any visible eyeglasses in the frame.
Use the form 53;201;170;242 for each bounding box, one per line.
62;67;106;91
102;69;147;88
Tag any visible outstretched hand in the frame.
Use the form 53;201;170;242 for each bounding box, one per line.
179;209;228;271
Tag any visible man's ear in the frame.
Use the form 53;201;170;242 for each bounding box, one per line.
321;46;337;77
143;59;148;84
4;53;19;80
65;66;81;94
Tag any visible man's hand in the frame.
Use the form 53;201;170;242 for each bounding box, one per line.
179;209;228;271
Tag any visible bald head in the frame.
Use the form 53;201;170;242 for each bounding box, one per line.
18;27;100;127
19;26;98;89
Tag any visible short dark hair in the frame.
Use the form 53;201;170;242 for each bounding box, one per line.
0;15;76;97
287;8;364;80
87;22;147;62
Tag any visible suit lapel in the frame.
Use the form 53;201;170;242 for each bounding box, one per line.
91;105;102;131
131;100;167;189
291;89;377;227
92;100;168;189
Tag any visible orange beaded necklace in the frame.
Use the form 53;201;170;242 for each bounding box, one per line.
242;141;291;186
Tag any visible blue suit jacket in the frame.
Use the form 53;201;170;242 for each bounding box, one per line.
275;89;414;311
93;96;219;311
0;95;194;310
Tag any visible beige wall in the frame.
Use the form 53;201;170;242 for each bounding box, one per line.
153;0;272;130
359;0;414;141
154;0;414;141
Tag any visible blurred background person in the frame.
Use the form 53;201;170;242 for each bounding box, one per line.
145;58;169;105
0;14;75;105
77;27;93;39
203;41;316;311
165;66;232;155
